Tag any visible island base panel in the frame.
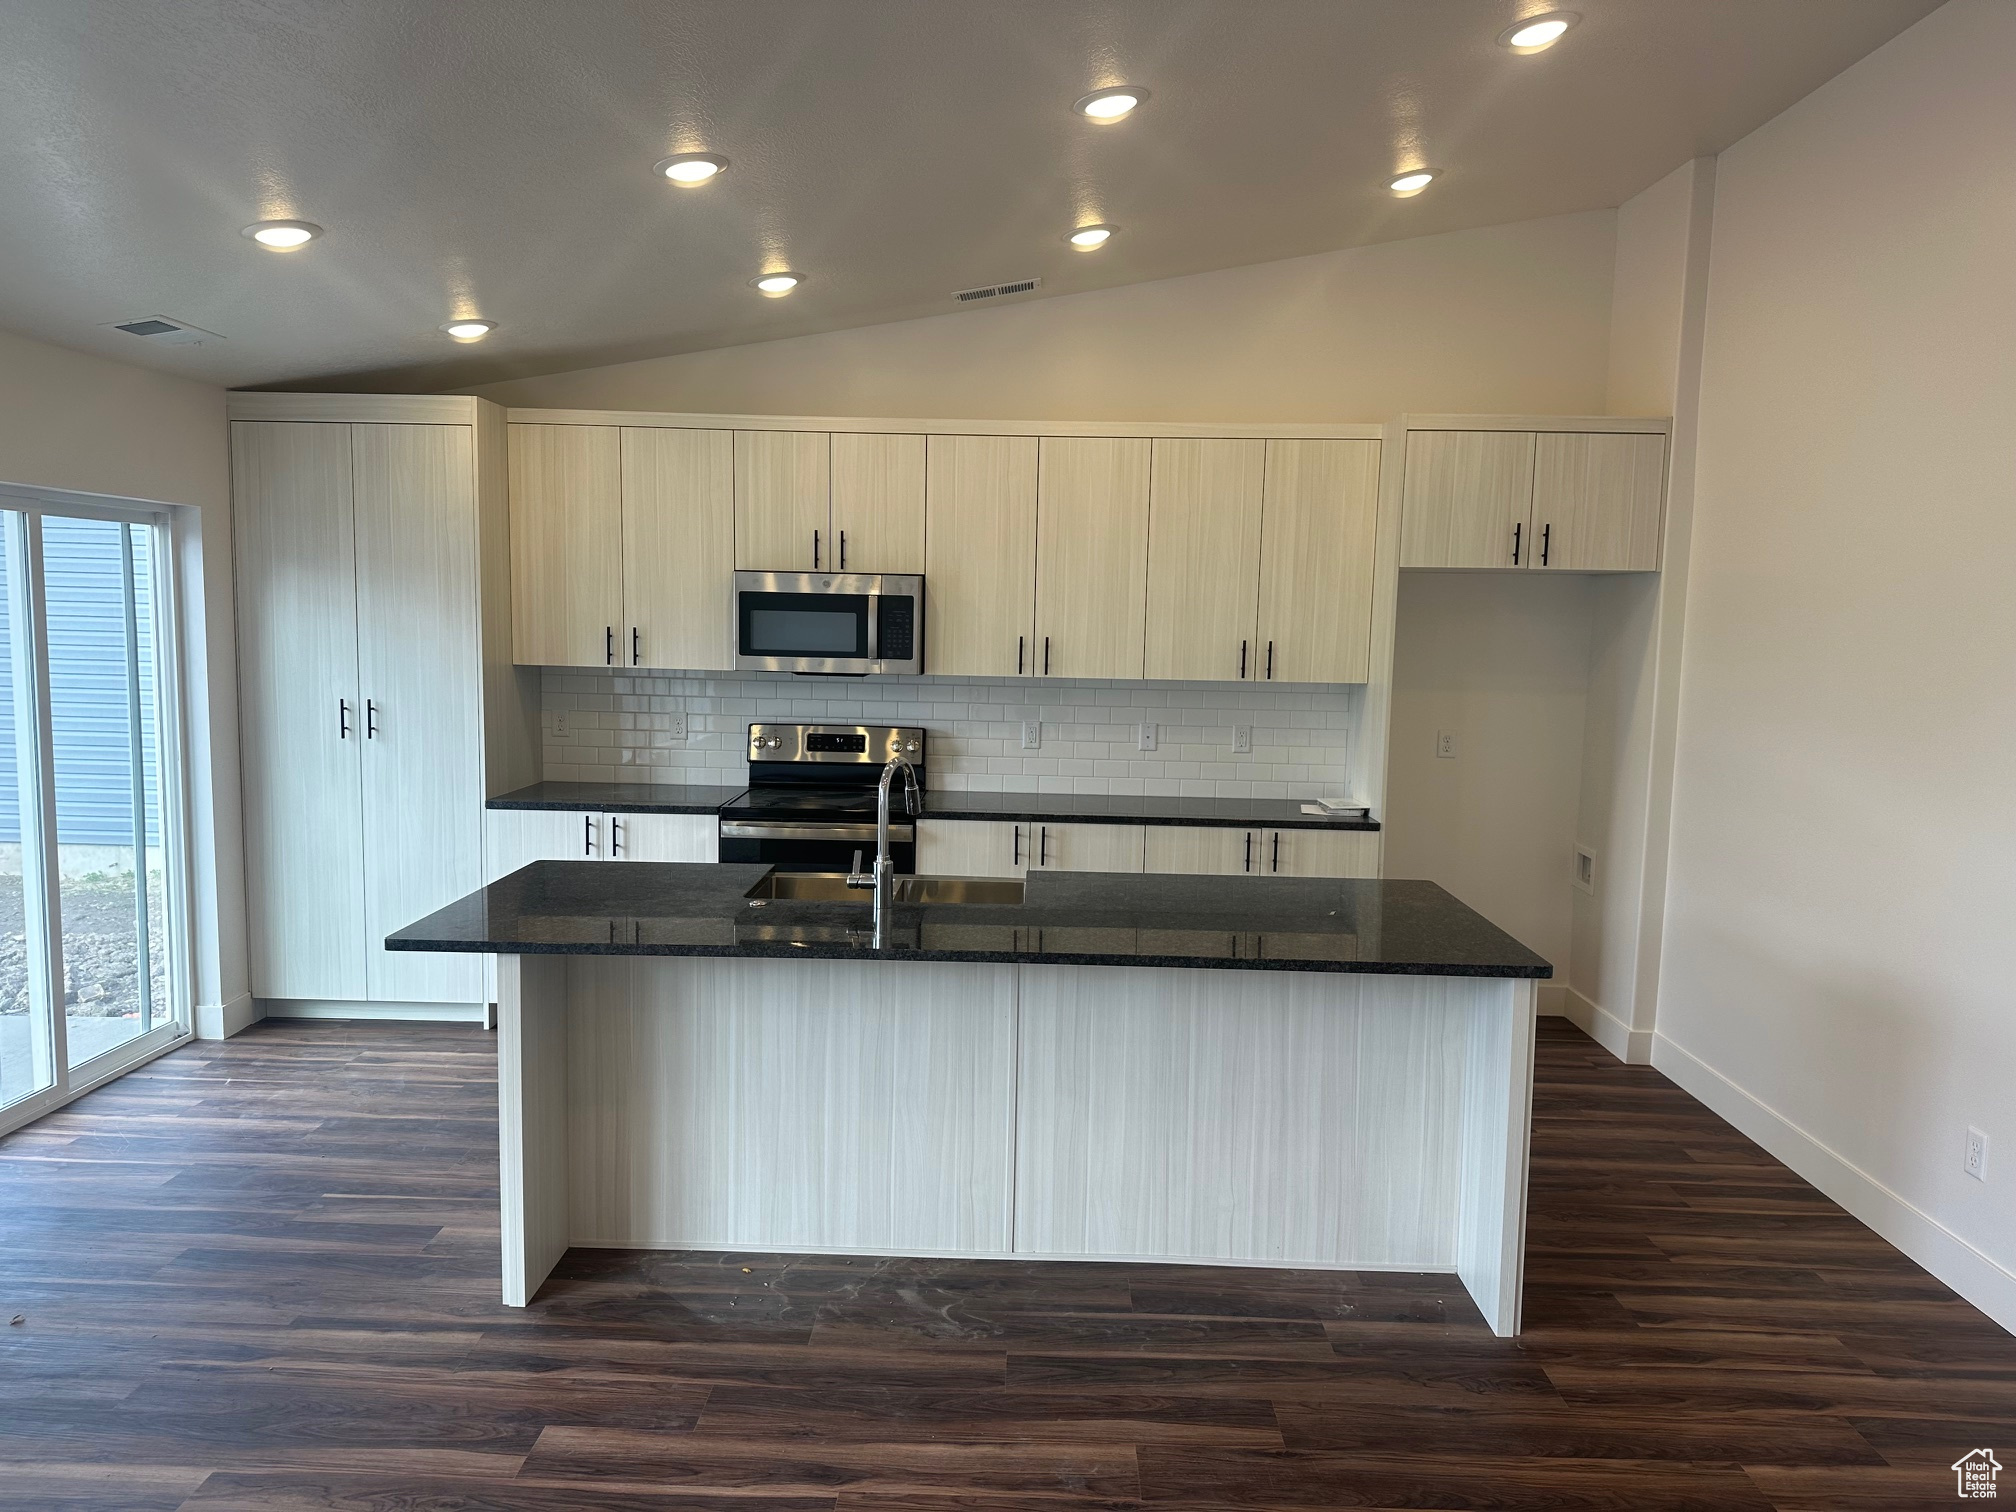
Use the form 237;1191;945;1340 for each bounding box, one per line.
496;957;1537;1333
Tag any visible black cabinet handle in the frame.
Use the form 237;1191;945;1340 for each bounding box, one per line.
1017;635;1024;675
1043;637;1051;675
813;529;821;569
365;699;378;739
631;627;640;666
1271;831;1280;872
1266;641;1275;680
605;625;614;665
1512;521;1522;565
1243;831;1254;872
1541;522;1552;566
1012;826;1021;867
610;816;623;857
839;530;847;569
1240;640;1248;678
584;814;596;857
1039;825;1050;866
338;699;351;739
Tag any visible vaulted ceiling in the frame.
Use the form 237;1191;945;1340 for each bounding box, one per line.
0;0;1944;391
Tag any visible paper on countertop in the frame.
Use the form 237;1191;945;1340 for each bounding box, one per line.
1301;800;1370;819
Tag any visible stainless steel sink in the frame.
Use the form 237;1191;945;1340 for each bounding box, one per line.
745;872;1024;906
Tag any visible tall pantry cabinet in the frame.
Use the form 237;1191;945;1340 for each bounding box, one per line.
231;396;531;1011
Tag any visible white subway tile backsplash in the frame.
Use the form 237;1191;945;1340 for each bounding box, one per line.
537;668;1360;800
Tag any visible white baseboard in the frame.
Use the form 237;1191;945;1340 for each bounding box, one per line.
195;991;262;1041
1563;985;1653;1064
1652;1031;2016;1337
259;999;489;1024
1537;982;1568;1017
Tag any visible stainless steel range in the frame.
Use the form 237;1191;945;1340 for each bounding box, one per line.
716;723;926;874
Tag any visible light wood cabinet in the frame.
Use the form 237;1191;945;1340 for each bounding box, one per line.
1267;828;1381;878
608;813;716;861
1144;439;1264;682
1146;824;1379;878
1035;438;1150;679
1026;821;1145;873
831;433;925;573
734;430;830;570
1400;430;1536;570
235;409;509;1007
924;435;1038;677
1258;439;1381;683
485;809;716;880
1399;425;1666;573
1145;825;1259;876
1530;432;1666;572
916;819;1023;877
623;429;735;671
510;424;623;666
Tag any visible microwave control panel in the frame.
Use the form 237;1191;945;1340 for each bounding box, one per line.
877;596;916;662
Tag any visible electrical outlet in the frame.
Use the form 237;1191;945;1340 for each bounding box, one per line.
1436;730;1458;759
1965;1127;1989;1181
1232;725;1252;754
1574;846;1596;895
656;711;687;745
1020;720;1041;750
1137;723;1157;752
549;707;569;739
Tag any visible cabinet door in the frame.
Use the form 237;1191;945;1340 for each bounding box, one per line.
1264;828;1381;878
511;424;622;667
924;435;1037;677
1399;431;1535;569
231;421;368;1001
1034;438;1150;679
1258;439;1381;683
1531;432;1666;572
734;431;830;570
353;425;485;1004
831;433;925;574
623;428;734;671
1144;826;1260;876
1029;822;1145;873
1144;439;1264;682
608;813;716;861
485;808;602;883
917;819;1024;877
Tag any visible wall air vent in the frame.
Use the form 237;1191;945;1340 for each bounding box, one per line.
952;277;1042;304
100;315;225;346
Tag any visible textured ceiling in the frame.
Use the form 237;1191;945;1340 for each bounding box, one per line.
0;0;1944;392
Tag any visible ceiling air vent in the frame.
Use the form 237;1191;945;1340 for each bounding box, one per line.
952;277;1042;304
100;315;225;347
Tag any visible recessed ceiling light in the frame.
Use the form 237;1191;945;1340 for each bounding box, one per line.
1389;170;1439;197
241;219;322;250
751;272;803;296
1499;11;1578;51
440;319;497;342
653;152;729;185
1066;224;1116;249
1073;86;1147;122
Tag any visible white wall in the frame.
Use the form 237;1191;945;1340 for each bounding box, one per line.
476;212;1615;423
0;326;248;1037
1657;0;2016;1330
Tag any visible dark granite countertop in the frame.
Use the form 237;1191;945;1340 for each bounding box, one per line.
387;862;1549;978
487;782;1377;832
487;781;744;814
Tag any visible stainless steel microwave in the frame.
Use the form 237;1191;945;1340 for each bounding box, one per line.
732;571;924;675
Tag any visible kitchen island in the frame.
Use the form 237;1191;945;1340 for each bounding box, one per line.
390;863;1550;1333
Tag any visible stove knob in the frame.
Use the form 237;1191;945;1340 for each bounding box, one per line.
903;740;919;753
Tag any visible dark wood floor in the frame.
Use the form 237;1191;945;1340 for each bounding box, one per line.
1;1018;2011;1511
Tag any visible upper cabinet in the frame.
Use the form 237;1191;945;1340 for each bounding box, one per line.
925;434;1037;677
831;432;926;574
1257;439;1381;684
1399;423;1667;573
1035;437;1151;680
511;423;735;671
1144;439;1264;682
734;430;830;571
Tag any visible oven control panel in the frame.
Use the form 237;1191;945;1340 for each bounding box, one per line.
748;723;925;765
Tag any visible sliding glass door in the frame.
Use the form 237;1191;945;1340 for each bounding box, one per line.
0;503;188;1121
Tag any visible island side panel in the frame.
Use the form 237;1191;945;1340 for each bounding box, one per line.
496;952;571;1306
1013;964;1484;1270
565;957;1017;1255
1454;977;1539;1337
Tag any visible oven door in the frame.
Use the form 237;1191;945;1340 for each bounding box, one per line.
733;571;923;674
718;820;916;875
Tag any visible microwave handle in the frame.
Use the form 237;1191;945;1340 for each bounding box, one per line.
865;592;879;665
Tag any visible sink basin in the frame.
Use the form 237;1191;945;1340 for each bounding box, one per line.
745;872;1024;907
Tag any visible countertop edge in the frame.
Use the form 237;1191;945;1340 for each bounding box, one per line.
485;790;1380;831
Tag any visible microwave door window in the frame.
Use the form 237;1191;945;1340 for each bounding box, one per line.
742;594;870;657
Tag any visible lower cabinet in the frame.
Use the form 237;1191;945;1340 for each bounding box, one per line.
485;810;716;882
919;819;1377;878
1145;825;1380;878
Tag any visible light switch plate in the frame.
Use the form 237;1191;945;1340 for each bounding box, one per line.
1137;723;1157;752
